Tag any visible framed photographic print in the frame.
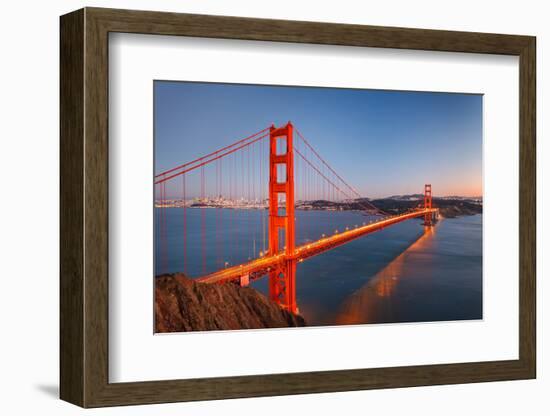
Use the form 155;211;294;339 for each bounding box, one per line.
60;7;536;407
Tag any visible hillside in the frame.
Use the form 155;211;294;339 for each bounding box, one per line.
155;274;306;332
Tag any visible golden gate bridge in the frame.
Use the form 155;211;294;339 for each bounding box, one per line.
155;122;438;314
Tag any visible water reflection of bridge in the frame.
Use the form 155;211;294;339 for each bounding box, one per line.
334;224;438;325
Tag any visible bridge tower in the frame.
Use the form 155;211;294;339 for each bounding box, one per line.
424;183;433;226
268;122;297;314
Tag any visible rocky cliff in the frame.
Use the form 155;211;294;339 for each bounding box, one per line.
155;274;306;332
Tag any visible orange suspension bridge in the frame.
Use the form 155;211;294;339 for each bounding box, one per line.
155;122;438;314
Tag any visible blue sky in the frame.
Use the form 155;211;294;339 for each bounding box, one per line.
154;81;482;198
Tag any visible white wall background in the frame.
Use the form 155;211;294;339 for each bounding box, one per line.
0;0;545;414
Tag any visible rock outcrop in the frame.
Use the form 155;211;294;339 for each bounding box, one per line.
155;274;306;332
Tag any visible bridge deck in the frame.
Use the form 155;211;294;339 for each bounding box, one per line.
196;208;438;284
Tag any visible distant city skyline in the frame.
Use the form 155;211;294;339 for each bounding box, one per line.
155;81;482;199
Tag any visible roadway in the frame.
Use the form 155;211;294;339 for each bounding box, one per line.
196;208;438;284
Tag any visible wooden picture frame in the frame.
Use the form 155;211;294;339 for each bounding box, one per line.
60;7;536;408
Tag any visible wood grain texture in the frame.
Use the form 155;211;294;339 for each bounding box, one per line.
83;10;110;406
59;7;537;408
518;38;536;375
59;8;84;406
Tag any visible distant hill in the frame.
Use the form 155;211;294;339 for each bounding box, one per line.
385;194;424;201
384;194;482;201
371;197;482;218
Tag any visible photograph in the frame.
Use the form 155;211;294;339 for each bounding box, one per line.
153;81;483;333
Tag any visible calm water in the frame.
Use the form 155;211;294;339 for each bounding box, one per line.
155;208;482;325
